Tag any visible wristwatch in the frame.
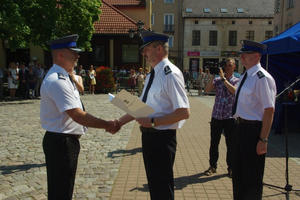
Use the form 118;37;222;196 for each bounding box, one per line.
260;138;268;143
222;77;226;82
151;118;155;127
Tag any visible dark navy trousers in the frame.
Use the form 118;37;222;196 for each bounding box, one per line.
142;130;177;200
232;122;265;200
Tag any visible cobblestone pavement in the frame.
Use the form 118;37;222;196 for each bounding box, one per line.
0;94;131;200
1;94;300;200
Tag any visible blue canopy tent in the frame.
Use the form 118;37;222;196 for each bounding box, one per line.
261;21;300;134
261;21;300;93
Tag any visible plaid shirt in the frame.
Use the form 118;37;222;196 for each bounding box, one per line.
212;76;239;120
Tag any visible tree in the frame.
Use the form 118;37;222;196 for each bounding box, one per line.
0;0;102;51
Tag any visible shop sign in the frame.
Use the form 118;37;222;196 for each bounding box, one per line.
200;51;221;56
187;52;200;56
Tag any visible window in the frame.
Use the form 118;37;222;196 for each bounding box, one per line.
204;8;210;13
268;21;272;25
232;21;235;25
275;26;279;36
195;20;198;24
186;8;192;13
91;44;105;63
285;23;292;30
151;14;154;26
220;8;227;13
287;0;295;9
237;8;244;13
265;31;273;40
192;30;200;46
169;36;173;48
122;45;139;63
164;14;174;31
229;31;237;46
249;21;252;24
209;31;218;46
212;21;216;24
275;0;281;13
246;31;254;40
164;0;173;3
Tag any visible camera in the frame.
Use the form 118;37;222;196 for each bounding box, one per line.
206;61;221;75
206;61;226;75
209;66;221;75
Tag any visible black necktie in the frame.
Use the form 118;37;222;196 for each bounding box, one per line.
232;72;247;115
142;69;155;103
69;75;85;111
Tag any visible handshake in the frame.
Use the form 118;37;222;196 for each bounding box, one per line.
105;119;121;134
105;116;154;135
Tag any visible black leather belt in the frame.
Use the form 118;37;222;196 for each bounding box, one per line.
139;126;170;133
46;131;81;139
236;117;262;125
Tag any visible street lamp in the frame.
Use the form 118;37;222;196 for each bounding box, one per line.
128;20;145;69
128;20;144;39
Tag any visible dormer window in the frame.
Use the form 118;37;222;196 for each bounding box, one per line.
204;8;211;13
237;8;244;13
220;8;227;13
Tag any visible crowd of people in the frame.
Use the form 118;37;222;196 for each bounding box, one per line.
2;58;50;101
0;58;154;100
113;66;149;96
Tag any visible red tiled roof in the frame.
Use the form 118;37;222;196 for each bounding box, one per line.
94;0;142;34
105;0;145;6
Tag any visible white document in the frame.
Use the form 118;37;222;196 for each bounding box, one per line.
109;90;155;118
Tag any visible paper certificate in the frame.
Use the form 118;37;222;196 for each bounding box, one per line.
109;90;155;118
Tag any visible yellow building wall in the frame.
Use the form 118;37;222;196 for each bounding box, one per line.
30;44;45;64
151;0;183;68
273;0;300;33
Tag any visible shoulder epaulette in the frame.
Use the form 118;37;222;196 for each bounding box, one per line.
257;71;265;79
57;73;66;80
164;65;172;75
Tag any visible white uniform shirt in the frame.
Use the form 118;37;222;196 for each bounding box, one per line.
234;63;276;121
40;64;85;135
140;58;190;130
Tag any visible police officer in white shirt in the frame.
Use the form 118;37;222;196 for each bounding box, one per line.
40;34;120;200
232;40;276;200
114;31;190;200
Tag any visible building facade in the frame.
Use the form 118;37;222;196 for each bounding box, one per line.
151;0;183;69
273;0;300;35
182;0;274;77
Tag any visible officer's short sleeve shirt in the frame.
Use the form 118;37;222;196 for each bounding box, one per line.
40;64;85;135
140;58;190;130
234;63;276;121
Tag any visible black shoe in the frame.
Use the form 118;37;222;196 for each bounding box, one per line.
204;167;216;176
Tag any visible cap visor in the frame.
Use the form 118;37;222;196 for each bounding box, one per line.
69;47;82;52
238;49;254;53
140;41;152;50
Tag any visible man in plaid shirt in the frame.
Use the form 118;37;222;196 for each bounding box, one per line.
204;57;239;178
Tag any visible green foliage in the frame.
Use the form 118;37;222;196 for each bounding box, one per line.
0;0;102;51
